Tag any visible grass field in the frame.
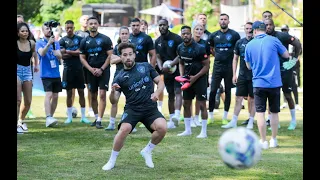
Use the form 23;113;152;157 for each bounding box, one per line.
17;92;303;180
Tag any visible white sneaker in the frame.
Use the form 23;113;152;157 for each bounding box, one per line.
177;131;192;136
190;120;197;127
295;104;302;111
46;117;58;127
18;120;28;132
132;127;137;133
269;138;278;148
88;110;95;117
167;121;176;129
246;123;253;129
260;139;269;150
102;160;116;171
140;150;154;168
193;119;202;127
221;122;237;129
196;133;207;138
172;116;179;127
17;125;24;134
280;103;288;109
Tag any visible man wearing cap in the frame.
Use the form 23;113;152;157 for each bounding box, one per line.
245;21;289;149
280;24;303;111
264;19;302;131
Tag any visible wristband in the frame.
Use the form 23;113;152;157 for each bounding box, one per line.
100;67;104;71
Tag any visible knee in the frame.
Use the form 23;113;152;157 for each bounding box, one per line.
118;125;132;135
156;123;167;136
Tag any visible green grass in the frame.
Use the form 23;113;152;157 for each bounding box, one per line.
17;94;303;180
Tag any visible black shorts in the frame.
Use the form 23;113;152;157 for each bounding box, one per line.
87;68;110;93
253;87;281;113
42;78;62;93
155;65;163;75
183;75;208;101
83;67;89;84
281;69;293;93
235;78;254;97
62;68;85;90
164;73;181;100
118;108;165;133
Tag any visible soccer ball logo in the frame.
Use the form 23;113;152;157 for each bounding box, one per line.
72;107;78;118
218;127;261;169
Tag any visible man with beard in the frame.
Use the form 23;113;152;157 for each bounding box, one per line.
59;20;91;124
264;19;302;130
221;22;255;129
176;25;210;138
154;19;183;129
36;23;63;127
207;13;241;125
102;42;167;170
79;16;113;129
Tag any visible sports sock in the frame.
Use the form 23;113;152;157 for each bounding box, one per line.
67;107;72;119
110;150;119;162
201;120;207;134
143;140;156;152
290;109;296;124
81;107;86;119
97;117;102;122
230;115;238;124
223;111;228;119
174;110;180;118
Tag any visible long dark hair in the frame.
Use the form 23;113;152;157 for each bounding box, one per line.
17;22;31;40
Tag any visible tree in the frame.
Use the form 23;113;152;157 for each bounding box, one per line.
17;0;42;21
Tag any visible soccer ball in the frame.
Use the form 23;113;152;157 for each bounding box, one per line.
163;60;177;74
218;127;261;169
72;107;78;118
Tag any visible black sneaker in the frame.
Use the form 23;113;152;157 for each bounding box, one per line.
96;121;104;129
241;119;255;125
241;105;245;109
90;120;97;127
266;119;270;126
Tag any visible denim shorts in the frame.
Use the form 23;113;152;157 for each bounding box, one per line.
17;64;33;82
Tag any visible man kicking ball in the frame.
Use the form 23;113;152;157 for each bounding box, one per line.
102;42;167;170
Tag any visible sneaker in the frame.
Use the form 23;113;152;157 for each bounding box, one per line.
80;117;91;124
172;116;179;127
26;110;36;119
241;119;249;125
190;119;197;127
196;133;207;138
269;138;278;148
207;118;214;125
140;150;154;168
241;105;245;109
105;123;116;130
167;121;176;129
90;119;97;126
266;119;270;126
295;104;302;111
246;122;254;129
46;117;58;127
177;131;192;136
88;110;95;117
17;125;24;134
139;123;145;128
287;122;297;130
180;115;184;121
95;121;104;129
221;119;229;125
221;122;237;129
280;103;288;109
193;119;202;127
102;160;116;171
18;120;28;132
64;118;72;124
132;127;137;133
260;139;269;150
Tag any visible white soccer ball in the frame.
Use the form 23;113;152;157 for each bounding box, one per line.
218;127;261;169
163;60;177;74
72;107;78;118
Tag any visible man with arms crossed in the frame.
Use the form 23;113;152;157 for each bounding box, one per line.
245;21;289;149
102;42;167;170
79;16;113;129
59;20;91;124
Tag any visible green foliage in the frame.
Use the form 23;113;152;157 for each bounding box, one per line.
170;24;184;34
17;0;42;22
184;0;213;25
60;2;83;30
84;0;116;3
40;0;65;23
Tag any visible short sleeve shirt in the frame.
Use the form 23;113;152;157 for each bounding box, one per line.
59;35;83;69
129;32;154;63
